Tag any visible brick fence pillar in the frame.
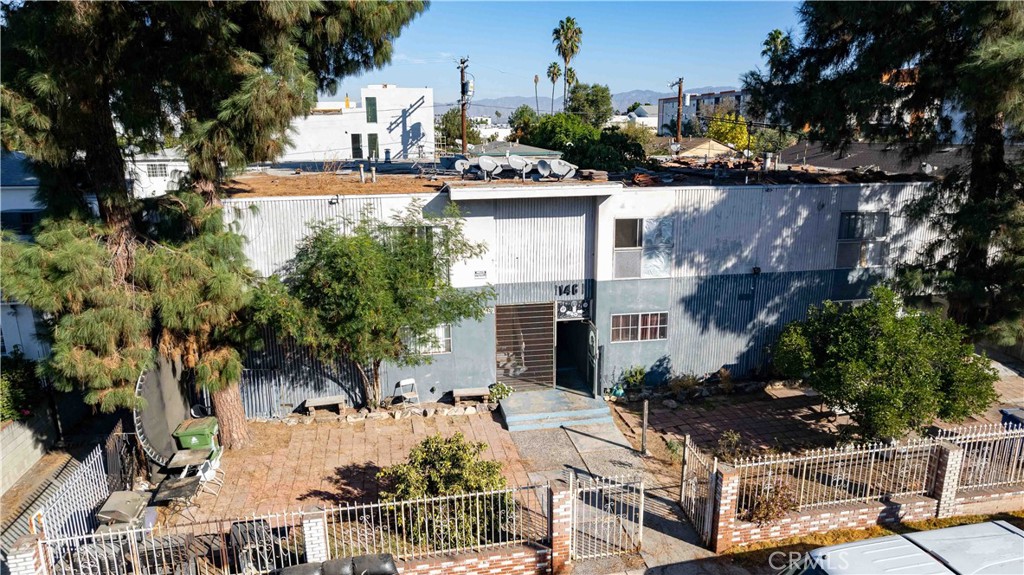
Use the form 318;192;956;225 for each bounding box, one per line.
931;441;964;519
549;480;574;575
301;507;329;564
8;534;43;575
711;464;739;553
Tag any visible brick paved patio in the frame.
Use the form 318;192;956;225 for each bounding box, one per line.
181;411;529;523
613;386;846;456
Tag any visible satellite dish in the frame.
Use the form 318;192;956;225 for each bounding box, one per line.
454;159;470;173
547;159;577;180
477;156;501;180
537;160;552;178
507;155;530;180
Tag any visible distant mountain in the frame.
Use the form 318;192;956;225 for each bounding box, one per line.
455;86;735;122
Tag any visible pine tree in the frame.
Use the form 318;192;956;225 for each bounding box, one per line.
1;1;427;448
742;2;1024;342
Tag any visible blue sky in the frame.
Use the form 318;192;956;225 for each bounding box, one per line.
327;1;801;105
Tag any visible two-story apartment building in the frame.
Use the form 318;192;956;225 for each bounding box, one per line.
280;84;435;164
221;172;935;418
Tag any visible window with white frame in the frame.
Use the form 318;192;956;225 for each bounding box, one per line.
404;324;452;355
836;211;890;268
610;312;668;342
147;163;168;178
614;218;644;278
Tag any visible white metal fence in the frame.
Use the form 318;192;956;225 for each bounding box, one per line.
936;423;1024;491
569;473;644;561
37;486;552;575
678;435;717;546
732;438;936;518
323;484;550;560
38;511;309;575
36;445;111;541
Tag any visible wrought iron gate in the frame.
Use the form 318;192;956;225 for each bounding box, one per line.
678;435;717;546
569;473;644;560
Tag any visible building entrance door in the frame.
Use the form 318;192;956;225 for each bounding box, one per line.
556;320;591;395
495;303;555;392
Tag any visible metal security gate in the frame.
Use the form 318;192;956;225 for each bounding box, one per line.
495;303;555;392
678;435;717;546
569;474;644;560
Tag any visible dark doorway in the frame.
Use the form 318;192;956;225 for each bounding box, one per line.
556;320;591;395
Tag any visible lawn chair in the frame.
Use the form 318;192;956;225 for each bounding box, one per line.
395;378;419;405
197;460;223;496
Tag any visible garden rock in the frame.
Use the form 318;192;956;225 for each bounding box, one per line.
464;406;477;415
662;399;679;409
346;414;366;423
367;412;389;421
423;408;436;417
449;407;465;416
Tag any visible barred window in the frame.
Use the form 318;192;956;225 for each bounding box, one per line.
839;212;888;240
611;312;668;342
147;163;168;178
404;324;452;355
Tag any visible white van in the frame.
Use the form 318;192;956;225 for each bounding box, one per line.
778;521;1024;575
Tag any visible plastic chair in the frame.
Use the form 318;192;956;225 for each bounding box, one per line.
197;461;223;495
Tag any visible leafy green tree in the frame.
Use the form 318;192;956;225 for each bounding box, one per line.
253;202;494;408
552;17;582;108
773;286;998;439
0;349;38;421
750;128;796;157
0;1;426;447
437;107;481;151
618;123;657;155
706;112;749;150
377;433;508;549
565;83;614;128
626;102;643;115
546;62;562;114
508;105;539;140
521;113;599;154
521;114;644;171
742;2;1024;342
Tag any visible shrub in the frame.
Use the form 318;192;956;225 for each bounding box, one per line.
620;366;647;391
717;368;734;394
665;438;684;462
377;433;510;549
488;382;514;402
715;430;748;462
1;349;38;421
772;286;999;439
668;373;701;395
745;478;799;525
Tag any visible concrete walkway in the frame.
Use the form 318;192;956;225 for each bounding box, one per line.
509;420;750;575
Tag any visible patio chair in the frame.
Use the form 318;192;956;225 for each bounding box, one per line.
197;460;223;496
394;378;419;405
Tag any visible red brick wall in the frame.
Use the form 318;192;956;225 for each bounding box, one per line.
722;496;937;550
396;545;550;575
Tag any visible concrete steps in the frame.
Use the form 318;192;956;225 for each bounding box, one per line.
499;389;613;432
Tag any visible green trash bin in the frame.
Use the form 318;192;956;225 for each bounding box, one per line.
173;417;219;451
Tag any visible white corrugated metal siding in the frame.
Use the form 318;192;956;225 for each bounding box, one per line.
494;197;594;284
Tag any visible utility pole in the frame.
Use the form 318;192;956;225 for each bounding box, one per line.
671;77;685;143
459;57;470;154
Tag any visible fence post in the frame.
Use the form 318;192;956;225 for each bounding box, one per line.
301;506;330;563
710;463;739;554
931;441;964;519
679;435;689;504
8;535;43;575
549;479;574;574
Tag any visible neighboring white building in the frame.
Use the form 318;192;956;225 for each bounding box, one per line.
657;94;698;136
282;84;435;164
0;152;48;360
479;124;513;142
127;148;190;199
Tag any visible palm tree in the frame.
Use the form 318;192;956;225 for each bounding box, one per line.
546;62;561;114
761;29;793;79
534;74;540;114
552;17;582;108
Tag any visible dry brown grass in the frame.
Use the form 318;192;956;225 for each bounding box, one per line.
725;510;1024;571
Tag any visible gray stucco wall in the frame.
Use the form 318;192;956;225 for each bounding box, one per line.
1;410;56;493
594;270;839;387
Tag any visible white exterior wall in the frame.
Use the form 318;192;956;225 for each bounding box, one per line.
128;158;189;199
281;85;435;163
595;182;933;282
1;188;39;211
657;97;697;136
